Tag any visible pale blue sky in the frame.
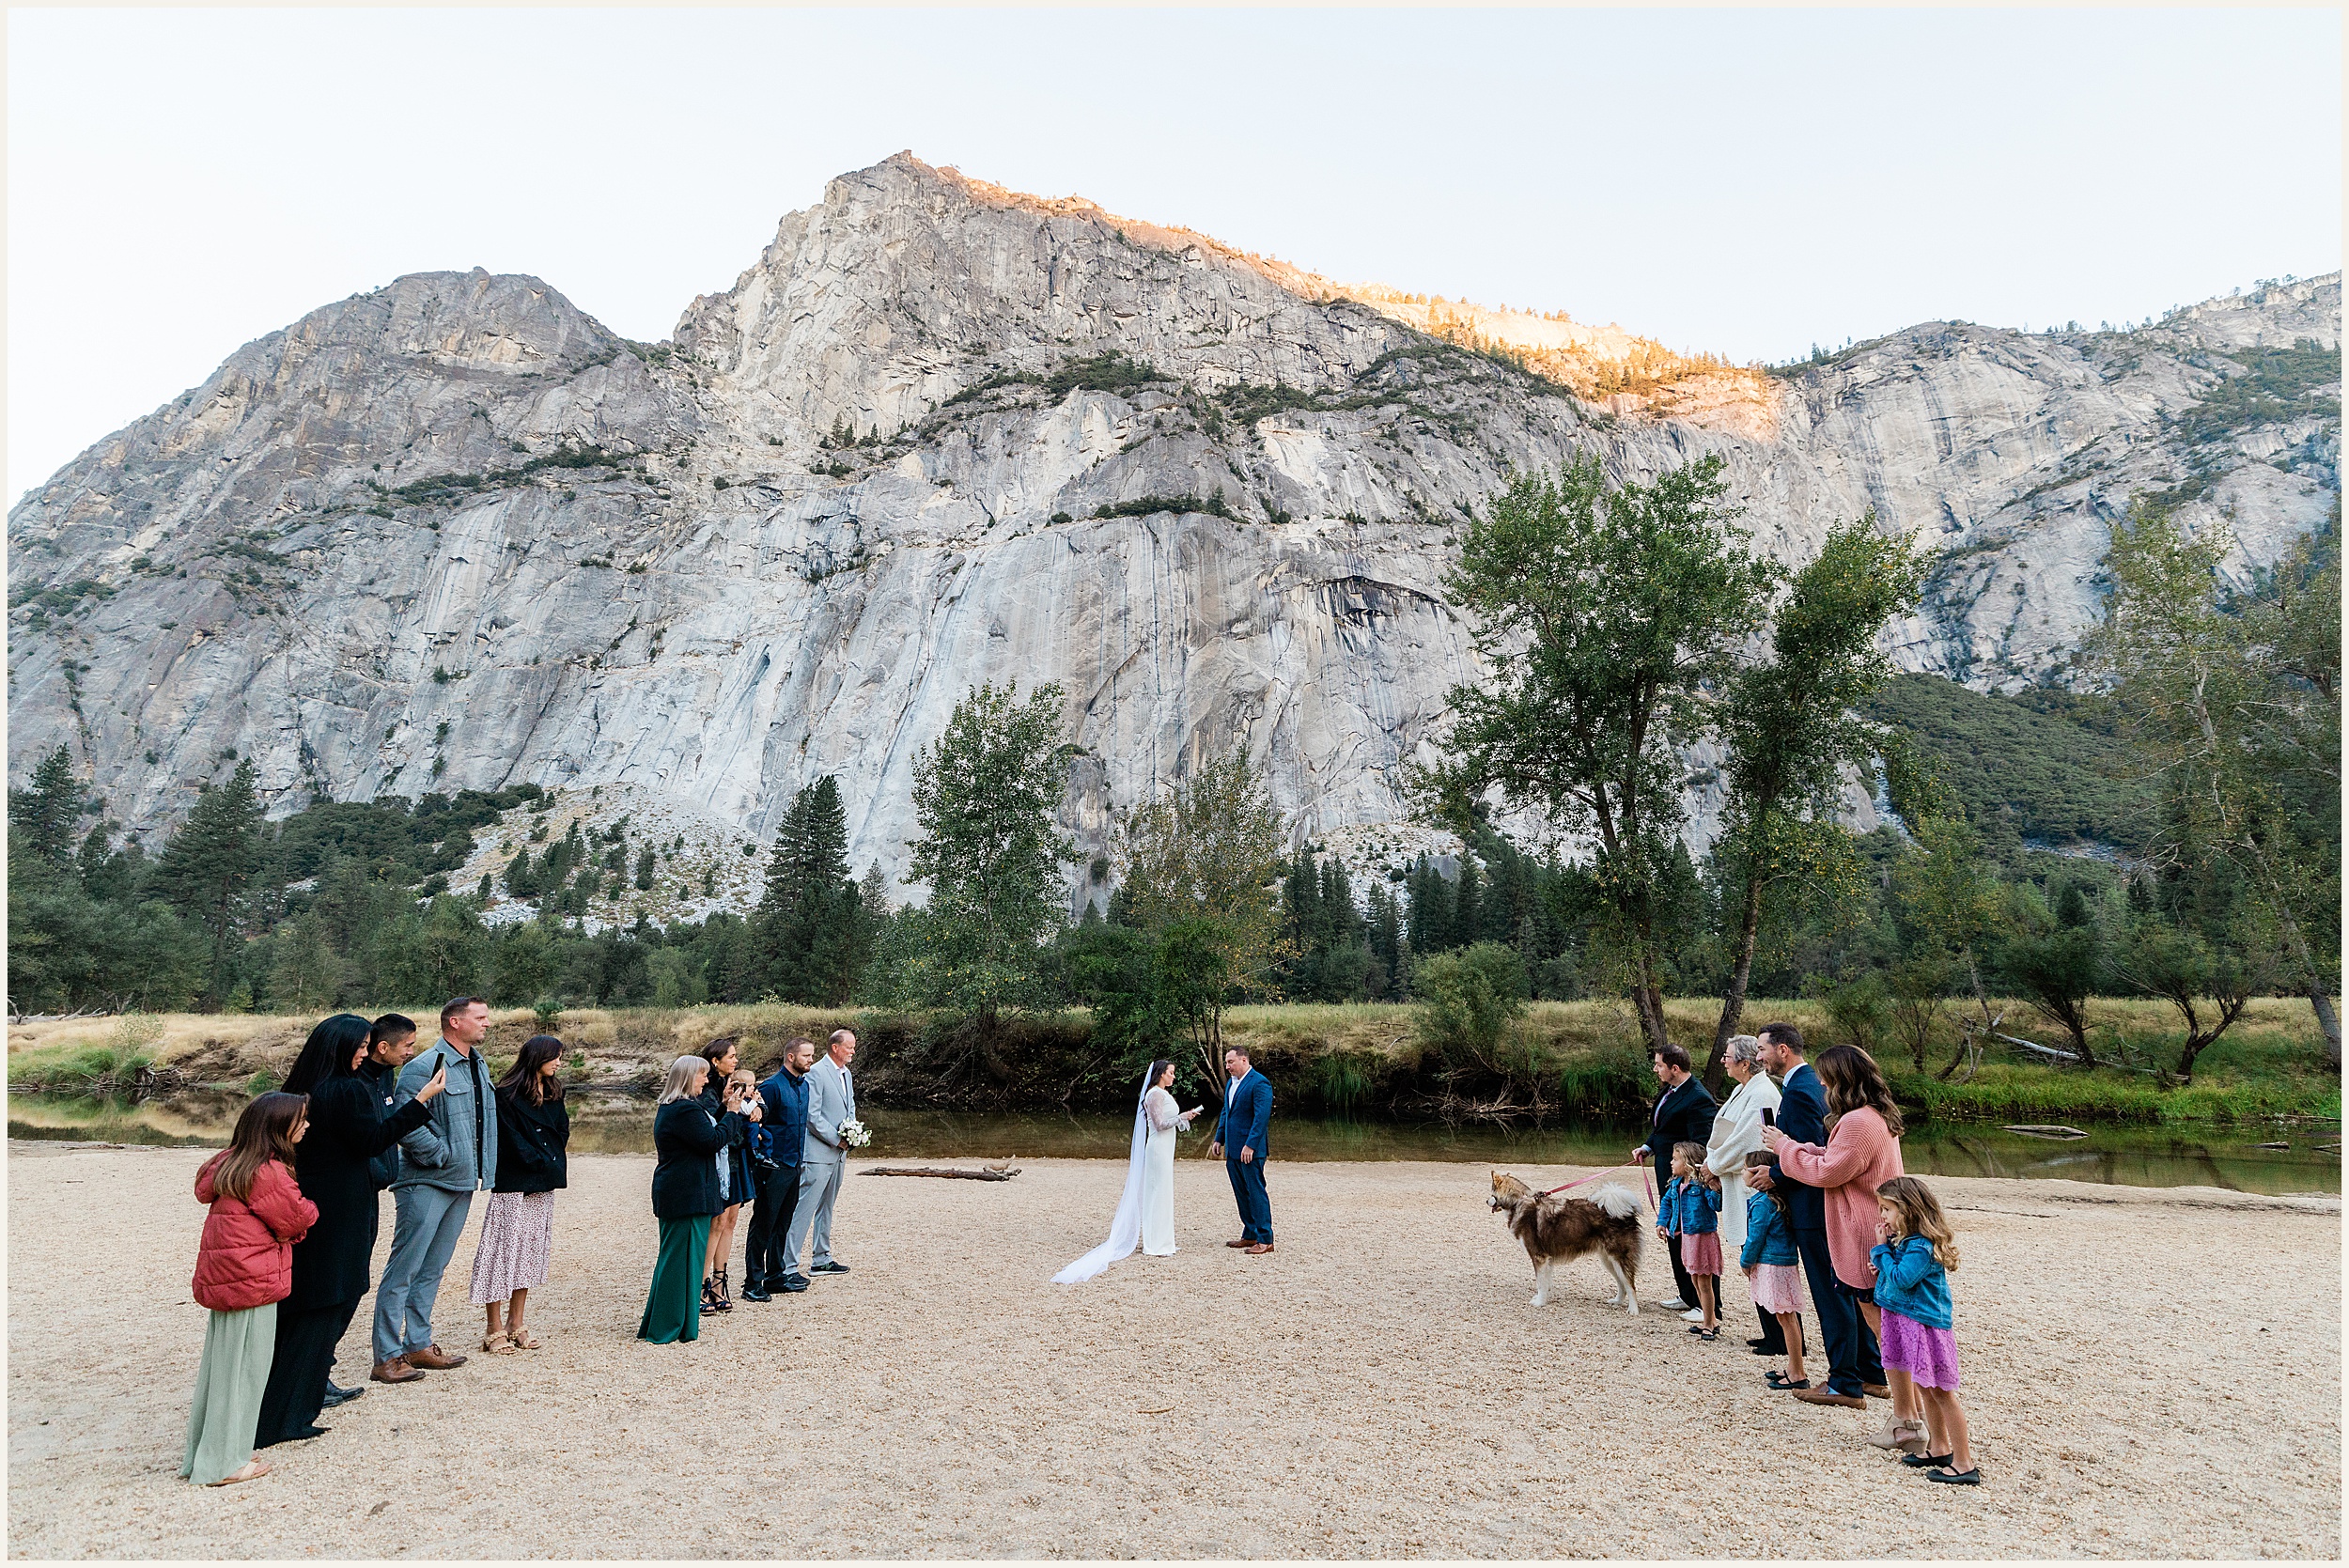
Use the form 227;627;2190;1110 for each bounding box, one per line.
8;7;2341;501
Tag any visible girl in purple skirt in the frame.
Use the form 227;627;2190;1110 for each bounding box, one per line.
1871;1175;1978;1485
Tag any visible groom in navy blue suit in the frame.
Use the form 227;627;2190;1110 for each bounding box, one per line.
1210;1046;1275;1254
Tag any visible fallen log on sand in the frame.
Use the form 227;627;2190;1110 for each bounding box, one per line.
861;1165;1021;1181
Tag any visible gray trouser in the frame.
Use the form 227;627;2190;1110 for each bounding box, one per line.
783;1155;845;1273
374;1185;474;1362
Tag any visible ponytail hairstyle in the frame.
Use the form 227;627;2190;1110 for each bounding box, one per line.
210;1092;309;1202
284;1014;372;1095
1874;1175;1959;1272
1744;1150;1789;1218
1813;1044;1905;1139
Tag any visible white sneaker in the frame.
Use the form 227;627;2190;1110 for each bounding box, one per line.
1680;1307;1706;1324
1657;1297;1690;1312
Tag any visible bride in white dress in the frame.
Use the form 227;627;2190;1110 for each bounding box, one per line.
1053;1060;1201;1283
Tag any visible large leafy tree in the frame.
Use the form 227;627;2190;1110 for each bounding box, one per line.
1117;746;1287;1086
1706;516;1926;1086
893;682;1077;1035
2093;503;2341;1066
151;759;269;1010
1423;454;1775;1057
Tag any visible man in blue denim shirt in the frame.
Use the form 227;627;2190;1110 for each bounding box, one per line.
744;1037;816;1298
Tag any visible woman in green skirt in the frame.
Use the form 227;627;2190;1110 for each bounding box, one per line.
640;1056;755;1343
183;1093;316;1484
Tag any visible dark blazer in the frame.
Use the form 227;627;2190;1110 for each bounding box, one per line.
1217;1070;1273;1160
493;1085;570;1195
651;1098;744;1220
757;1068;811;1170
1641;1075;1719;1173
1768;1062;1830;1232
287;1072;433;1311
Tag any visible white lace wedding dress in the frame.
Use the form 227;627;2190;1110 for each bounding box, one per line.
1141;1086;1183;1256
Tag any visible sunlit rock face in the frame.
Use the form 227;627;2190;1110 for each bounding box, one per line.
8;153;2338;895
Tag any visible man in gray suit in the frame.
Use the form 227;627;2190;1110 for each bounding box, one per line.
782;1029;857;1284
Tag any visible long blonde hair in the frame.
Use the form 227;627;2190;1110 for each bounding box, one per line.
1875;1175;1959;1271
657;1056;710;1105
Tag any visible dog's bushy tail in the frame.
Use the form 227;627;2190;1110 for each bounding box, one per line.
1593;1183;1641;1220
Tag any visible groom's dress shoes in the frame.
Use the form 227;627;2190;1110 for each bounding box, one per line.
1225;1239;1253;1249
1245;1243;1276;1255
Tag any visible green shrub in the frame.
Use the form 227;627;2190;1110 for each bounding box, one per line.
1413;942;1531;1078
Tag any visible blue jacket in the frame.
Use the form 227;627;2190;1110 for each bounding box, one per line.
1869;1234;1954;1330
1741;1190;1798;1268
392;1038;497;1194
1659;1175;1720;1235
1766;1063;1829;1233
757;1067;811;1170
1217;1070;1273;1161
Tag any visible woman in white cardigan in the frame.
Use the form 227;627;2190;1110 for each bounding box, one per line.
1703;1034;1782;1263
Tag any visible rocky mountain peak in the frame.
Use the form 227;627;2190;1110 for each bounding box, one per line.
8;158;2339;908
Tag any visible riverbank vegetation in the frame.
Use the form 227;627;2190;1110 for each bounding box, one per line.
8;996;2336;1130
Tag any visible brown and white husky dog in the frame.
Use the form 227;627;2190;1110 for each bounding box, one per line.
1487;1171;1645;1313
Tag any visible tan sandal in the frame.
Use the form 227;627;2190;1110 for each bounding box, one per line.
481;1331;516;1355
206;1459;272;1486
508;1327;540;1350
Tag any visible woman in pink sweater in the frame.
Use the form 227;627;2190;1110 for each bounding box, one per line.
1763;1045;1908;1441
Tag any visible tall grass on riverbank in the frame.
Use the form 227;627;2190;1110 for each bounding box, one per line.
9;996;2337;1126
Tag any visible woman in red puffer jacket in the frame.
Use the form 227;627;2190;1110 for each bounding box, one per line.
181;1092;316;1486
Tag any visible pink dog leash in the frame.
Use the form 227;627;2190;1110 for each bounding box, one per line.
1542;1157;1656;1208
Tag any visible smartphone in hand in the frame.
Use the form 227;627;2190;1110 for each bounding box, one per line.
1761;1108;1774;1128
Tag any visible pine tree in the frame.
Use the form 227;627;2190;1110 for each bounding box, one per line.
152;759;267;1009
633;846;656;891
754;776;860;1003
8;745;82;866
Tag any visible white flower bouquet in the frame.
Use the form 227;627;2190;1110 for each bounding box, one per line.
837;1118;872;1150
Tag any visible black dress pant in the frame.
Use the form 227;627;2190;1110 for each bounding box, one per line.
1794;1226;1881;1397
745;1164;801;1289
254;1296;361;1448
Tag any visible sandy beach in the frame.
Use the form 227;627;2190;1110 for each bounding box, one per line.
7;1142;2339;1559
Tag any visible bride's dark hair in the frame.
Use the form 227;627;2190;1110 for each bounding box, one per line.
1143;1059;1175;1094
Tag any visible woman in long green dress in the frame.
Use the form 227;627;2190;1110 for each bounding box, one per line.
639;1056;754;1343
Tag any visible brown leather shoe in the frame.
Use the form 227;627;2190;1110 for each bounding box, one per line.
1793;1387;1866;1409
1861;1383;1891;1399
1225;1239;1253;1249
403;1343;468;1371
370;1357;425;1385
1245;1243;1276;1255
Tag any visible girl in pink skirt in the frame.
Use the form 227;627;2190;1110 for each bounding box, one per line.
1662;1141;1725;1338
1742;1151;1809;1389
1870;1176;1977;1485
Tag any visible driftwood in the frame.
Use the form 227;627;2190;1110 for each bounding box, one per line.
2253;1141;2291;1150
2002;1125;2090;1140
1995;1033;2159;1076
860;1165;1021;1182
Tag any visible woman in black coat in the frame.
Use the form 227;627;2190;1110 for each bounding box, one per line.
253;1015;444;1447
639;1055;755;1344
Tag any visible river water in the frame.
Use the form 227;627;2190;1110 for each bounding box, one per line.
8;1092;2339;1195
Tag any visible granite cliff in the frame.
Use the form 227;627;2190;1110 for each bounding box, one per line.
8;154;2340;897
